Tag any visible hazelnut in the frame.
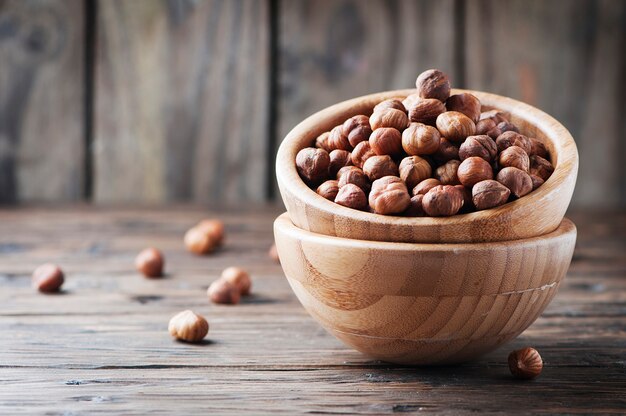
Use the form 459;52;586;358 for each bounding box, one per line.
457;157;493;187
315;131;331;152
369;127;403;156
404;194;425;217
269;243;280;263
497;120;519;134
496;131;532;154
475;118;502;139
328;125;352;151
185;226;218;255
399;156;432;190
480;109;509;124
373;98;406;114
402;93;422;112
455;184;474;212
196;219;225;246
530;155;554;181
334;183;367;210
529;138;549;159
168;310;209;343
135;248;164;278
316;180;340;201
32;263;64;293
436;111;476;142
351;141;376;168
472;180;511;210
434;159;461;185
221;266;251;295
402;122;441;155
296;147;331;185
415;69;451;102
446;93;481;123
369;176;411;215
412;178;441;196
342;115;372;147
432;137;459;163
499;146;530;172
497;167;533;198
530;174;544;190
328;149;352;176
363;155;399;181
508;347;543;380
208;279;241;305
407;98;446;125
422;185;464;216
370;108;408;131
337;166;370;193
459;135;497;162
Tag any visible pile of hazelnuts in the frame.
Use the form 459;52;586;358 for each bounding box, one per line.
296;69;554;217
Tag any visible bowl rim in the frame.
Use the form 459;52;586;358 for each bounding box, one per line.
276;88;579;228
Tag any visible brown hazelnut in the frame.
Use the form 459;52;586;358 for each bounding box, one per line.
459;135;497;162
32;263;64;293
337;166;370;193
269;243;280;263
135;248;164;278
496;131;532;154
351;141;376;168
168;310;209;343
472;180;511;210
432;137;459;163
480;109;509;124
334;183;367;210
399;156;432;190
530;174;544;190
496;167;533;198
457;157;493;187
369;127;403;156
221;266;251;296
499;146;530;172
328;125;352;151
415;69;451;102
475;118;502;139
530;155;554;181
497;121;519;134
404;194;425;217
434;159;461;185
412;178;441;196
402;122;441;155
436;111;476;142
529;138;549;159
329;149;352;176
402;93;422;112
422;185;464;216
370;108;408;131
296;147;330;185
407;98;446;125
208;279;241;305
196;219;225;246
455;184;474;212
508;347;543;380
373;98;406;114
363;155;399;181
185;226;218;255
369;176;411;215
316;180;340;201
342;115;372;147
446;93;481;123
315;131;331;151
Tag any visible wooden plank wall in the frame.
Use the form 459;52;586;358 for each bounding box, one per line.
0;0;624;207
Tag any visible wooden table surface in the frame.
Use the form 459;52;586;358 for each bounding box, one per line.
0;206;624;415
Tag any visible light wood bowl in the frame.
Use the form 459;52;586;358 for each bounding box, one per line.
274;213;577;365
276;89;578;243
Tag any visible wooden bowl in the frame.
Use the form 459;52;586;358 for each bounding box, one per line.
276;89;578;243
274;213;577;365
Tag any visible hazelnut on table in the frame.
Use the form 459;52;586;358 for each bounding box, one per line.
508;347;543;380
221;267;251;296
185;226;218;255
168;310;209;343
208;279;241;305
135;248;164;278
32;263;64;293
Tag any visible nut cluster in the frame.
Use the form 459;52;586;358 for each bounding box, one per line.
207;266;252;305
296;69;554;217
184;219;225;254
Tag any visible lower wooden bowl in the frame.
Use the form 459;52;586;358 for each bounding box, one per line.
274;213;577;365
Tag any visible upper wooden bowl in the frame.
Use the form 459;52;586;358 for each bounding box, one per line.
276;89;578;243
274;213;577;365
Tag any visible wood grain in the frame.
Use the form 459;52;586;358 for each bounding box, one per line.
93;0;270;203
0;0;84;203
464;0;626;209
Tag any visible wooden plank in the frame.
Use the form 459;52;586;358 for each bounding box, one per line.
464;0;626;209
93;0;270;203
0;0;85;203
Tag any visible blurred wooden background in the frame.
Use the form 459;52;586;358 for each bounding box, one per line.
0;0;624;207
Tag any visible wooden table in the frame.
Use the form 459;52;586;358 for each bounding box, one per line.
1;206;624;414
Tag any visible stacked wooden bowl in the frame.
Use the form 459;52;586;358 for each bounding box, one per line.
274;89;578;365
